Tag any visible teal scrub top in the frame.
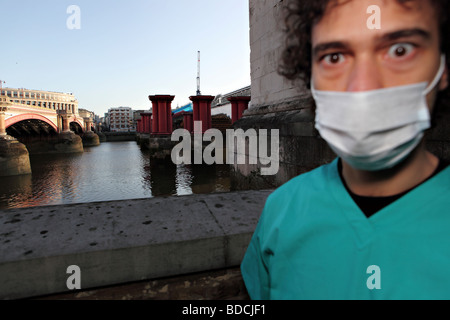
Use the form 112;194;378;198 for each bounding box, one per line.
241;158;450;300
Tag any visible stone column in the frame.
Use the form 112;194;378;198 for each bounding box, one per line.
52;110;84;152
149;95;175;135
82;117;100;147
228;96;251;123
0;99;32;176
84;118;92;132
62;115;71;132
0;106;7;136
189;95;215;133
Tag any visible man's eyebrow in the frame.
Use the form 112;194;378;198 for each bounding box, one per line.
379;28;431;42
312;41;349;58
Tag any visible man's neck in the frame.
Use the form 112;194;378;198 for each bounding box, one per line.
341;143;439;197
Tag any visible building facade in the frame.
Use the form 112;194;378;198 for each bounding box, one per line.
108;107;135;132
0;88;78;114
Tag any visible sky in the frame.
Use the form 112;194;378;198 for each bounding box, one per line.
0;0;251;116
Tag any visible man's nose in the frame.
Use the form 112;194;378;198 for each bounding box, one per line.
346;58;383;92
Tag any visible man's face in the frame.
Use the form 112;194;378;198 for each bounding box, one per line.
311;0;448;110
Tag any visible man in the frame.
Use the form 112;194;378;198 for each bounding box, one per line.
241;0;450;299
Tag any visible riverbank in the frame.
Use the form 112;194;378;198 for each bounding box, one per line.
0;189;272;300
103;132;137;142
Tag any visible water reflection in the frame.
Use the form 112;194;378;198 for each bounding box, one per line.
176;164;193;196
0;141;230;210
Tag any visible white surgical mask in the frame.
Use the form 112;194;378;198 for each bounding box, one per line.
311;55;446;171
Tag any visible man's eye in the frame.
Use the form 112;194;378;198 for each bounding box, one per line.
322;53;345;65
387;43;415;58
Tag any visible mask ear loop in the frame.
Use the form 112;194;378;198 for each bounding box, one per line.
424;54;447;96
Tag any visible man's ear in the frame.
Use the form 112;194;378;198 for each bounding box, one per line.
439;64;449;91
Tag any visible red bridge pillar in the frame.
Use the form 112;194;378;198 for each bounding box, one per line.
190;95;215;133
228;96;251;123
149;95;175;135
183;112;193;133
140;112;153;134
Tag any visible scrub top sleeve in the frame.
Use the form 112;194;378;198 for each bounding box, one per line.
240;207;271;300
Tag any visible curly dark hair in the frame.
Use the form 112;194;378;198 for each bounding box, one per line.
279;0;450;108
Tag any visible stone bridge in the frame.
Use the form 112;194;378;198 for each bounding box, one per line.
0;90;100;177
0;96;88;136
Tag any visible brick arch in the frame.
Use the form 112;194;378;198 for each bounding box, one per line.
5;114;58;132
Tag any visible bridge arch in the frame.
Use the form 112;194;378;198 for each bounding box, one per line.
6;114;58;132
70;120;84;134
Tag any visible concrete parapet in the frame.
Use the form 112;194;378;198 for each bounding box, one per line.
0;189;272;299
36;267;249;300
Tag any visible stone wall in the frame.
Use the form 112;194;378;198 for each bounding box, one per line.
103;132;137;142
231;0;334;190
248;0;305;111
35;268;249;300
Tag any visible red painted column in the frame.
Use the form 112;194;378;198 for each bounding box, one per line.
159;100;167;134
183;112;193;133
137;119;142;133
148;113;153;133
189;95;215;133
140;114;145;133
228;96;251;123
149;95;175;135
140;112;153;134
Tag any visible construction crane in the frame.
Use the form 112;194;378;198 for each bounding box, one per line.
196;51;201;96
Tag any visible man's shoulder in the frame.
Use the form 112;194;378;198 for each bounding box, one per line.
265;160;337;209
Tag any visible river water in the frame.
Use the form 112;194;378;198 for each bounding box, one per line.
0;141;231;210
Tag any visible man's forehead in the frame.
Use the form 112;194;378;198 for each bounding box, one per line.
313;0;437;43
322;0;428;14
